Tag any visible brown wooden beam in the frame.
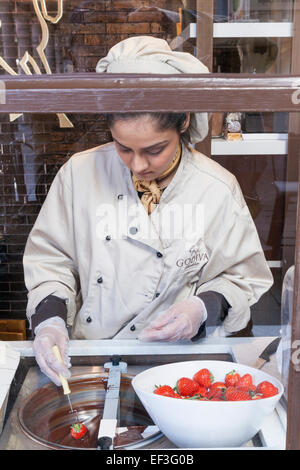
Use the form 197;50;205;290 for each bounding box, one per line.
195;0;214;157
282;0;300;279
284;0;300;451
196;0;213;72
286;159;300;450
1;73;300;113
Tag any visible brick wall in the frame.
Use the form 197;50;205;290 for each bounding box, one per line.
0;0;181;334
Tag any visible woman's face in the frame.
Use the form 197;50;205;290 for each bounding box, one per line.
110;115;184;180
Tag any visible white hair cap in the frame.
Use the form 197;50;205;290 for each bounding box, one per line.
96;36;210;144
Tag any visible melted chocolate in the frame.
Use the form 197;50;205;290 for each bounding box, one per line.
114;426;147;447
18;373;155;449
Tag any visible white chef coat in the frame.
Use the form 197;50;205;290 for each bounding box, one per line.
23;141;273;339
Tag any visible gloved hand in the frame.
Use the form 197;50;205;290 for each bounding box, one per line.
33;316;71;386
139;296;207;342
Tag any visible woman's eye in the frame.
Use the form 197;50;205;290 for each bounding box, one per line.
117;145;165;155
147;148;164;156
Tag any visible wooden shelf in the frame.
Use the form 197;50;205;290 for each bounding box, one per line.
170;22;293;49
211;134;288;155
267;261;282;268
213;22;293;38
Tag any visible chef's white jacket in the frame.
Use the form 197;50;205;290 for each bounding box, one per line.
23;142;273;339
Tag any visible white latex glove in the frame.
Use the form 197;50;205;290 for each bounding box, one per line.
139;296;207;342
33;316;71;386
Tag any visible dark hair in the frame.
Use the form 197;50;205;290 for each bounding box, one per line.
104;112;191;147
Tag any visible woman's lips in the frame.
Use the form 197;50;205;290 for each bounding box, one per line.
135;171;153;177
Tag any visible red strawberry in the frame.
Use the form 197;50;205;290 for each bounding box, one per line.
236;373;253;391
192;385;208;398
185;391;208;401
193;368;214;388
207;388;225;401
225;387;251;401
225;370;241;387
223;386;235;399
176;377;200;397
185;396;207;401
154;385;177;397
251;394;263;400
70;423;87;440
240;384;256;392
256;381;278;398
209;381;226;393
208;382;226;400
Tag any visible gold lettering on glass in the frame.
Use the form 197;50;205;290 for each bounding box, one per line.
0;0;73;128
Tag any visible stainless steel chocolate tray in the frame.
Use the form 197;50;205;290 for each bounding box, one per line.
0;340;286;450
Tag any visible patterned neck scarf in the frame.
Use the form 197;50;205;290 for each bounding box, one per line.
131;143;182;215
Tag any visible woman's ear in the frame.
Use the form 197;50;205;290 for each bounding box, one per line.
181;113;191;133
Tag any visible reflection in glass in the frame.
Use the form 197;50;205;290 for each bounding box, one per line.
278;265;294;396
0;0;296;347
214;0;294;23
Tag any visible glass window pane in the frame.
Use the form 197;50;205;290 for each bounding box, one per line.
215;0;294;23
1;0;299;450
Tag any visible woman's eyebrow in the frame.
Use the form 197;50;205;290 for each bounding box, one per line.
144;140;169;150
113;138;130;149
113;138;168;150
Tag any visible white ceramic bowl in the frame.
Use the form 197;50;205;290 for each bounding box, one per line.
131;360;284;448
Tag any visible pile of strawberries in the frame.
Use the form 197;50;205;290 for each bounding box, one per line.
154;368;279;401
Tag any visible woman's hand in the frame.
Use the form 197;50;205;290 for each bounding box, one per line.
33;316;71;386
139;296;207;342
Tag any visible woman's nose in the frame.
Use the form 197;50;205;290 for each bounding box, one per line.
131;154;149;174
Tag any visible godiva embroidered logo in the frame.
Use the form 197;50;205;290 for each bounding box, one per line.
176;247;209;269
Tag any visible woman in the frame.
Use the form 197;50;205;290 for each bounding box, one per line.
23;36;273;386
